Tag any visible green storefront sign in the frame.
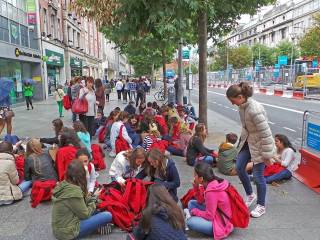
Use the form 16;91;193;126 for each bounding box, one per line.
45;49;64;67
70;57;82;68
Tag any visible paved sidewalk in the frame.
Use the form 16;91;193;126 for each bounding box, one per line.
1;92;320;240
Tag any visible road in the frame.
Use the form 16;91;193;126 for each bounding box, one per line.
191;87;320;149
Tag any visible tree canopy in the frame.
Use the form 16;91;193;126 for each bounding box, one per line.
299;13;320;57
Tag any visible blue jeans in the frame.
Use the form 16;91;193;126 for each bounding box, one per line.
187;200;213;236
78;211;112;238
236;143;266;206
167;146;184;156
265;169;292;183
130;133;141;147
18;180;32;195
72;112;77;122
196;155;214;165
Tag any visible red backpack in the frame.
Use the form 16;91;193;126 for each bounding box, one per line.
63;95;71;110
148;136;168;153
115;125;131;154
31;180;57;208
218;184;250;228
91;144;106;170
15;154;25;184
98;126;107;143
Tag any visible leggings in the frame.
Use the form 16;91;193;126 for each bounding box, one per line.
57;101;63;117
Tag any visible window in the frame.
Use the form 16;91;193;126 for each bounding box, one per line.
0;16;9;42
20;24;28;47
10;20;20;44
77;32;80;48
7;3;12;19
43;8;47;34
51;13;55;38
29;28;38;49
0;0;7;17
57;19;61;41
271;32;275;42
280;27;287;39
283;15;285;20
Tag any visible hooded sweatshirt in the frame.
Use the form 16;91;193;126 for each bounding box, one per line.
51;181;96;240
217;143;237;175
191;180;233;240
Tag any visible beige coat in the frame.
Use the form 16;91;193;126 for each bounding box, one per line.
0;153;23;201
54;89;65;102
237;98;276;164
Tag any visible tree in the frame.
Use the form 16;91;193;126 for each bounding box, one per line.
229;45;252;69
251;43;274;66
274;41;299;64
299;13;320;57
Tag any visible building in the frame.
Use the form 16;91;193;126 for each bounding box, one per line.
226;0;320;48
0;0;43;103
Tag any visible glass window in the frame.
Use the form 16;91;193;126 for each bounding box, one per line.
29;29;38;49
20;24;28;47
12;6;18;20
7;3;12;19
10;20;20;44
0;1;7;17
12;0;16;7
0;16;9;42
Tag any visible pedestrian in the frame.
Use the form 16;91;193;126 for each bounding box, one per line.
144;78;151;94
0;91;14;136
136;79;145;107
131;184;187;240
67;79;74;105
53;85;65;118
186;162;234;239
226;82;275;218
52;159;112;240
124;101;136;115
265;134;299;184
129;79;136;101
95;78;105;115
79;77;96;137
146;148;180;202
23;82;34;110
71;77;82;122
115;79;123;101
104;80;112;102
40;118;63;145
73;121;92;158
123;79;130;103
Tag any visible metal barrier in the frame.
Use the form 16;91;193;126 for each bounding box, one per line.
295;110;320;193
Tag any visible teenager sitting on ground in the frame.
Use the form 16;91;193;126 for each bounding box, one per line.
142;102;156;116
40;118;64;146
103;110;120;150
24;138;58;182
146;148;180;202
73;121;92;158
152;101;160;114
52;159;112;240
109;111;132;157
131;184;187;240
265;134;299;184
0;141;26;205
124;101;136;115
186;123;216;166
125;116;141;147
109;147;146;185
76;149;98;194
93;109;107;136
186;162;234;239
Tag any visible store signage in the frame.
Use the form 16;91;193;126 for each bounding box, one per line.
45;49;64;67
15;48;41;59
70;57;82;68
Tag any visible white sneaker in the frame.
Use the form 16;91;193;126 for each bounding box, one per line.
250;204;266;218
109;151;116;158
184;208;191;220
245;193;257;207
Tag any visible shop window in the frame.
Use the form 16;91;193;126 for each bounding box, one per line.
29;28;39;49
10;20;20;44
0;16;9;42
20;24;28;47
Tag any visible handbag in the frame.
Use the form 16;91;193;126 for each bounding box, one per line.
115;125;131;154
72;91;88;114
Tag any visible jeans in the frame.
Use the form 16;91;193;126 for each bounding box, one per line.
136;92;144;107
72;112;78;122
78;211;112;238
117;90;122;100
130;91;136;101
57;101;63;117
19;180;32;195
130;133;141;147
236;143;266;206
167;146;184;156
187;200;213;236
265;169;292;183
196;155;214;165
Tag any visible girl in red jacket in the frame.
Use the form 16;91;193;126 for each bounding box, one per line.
187;162;233;239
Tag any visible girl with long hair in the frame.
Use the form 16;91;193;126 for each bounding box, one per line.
73;121;92;157
109;147;146;185
186;123;216;166
147;148;180;202
24;138;57;182
186;162;234;239
95;78;105;115
103;110;120;150
265;134;299;184
40;118;64;145
132;184;187;240
52;159;112;239
226;82;275;218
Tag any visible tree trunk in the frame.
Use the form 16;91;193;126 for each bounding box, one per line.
177;39;183;105
162;49;168;98
198;10;208;127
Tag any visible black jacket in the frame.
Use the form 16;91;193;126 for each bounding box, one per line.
186;136;213;166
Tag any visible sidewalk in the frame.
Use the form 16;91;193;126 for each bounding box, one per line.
0;91;320;240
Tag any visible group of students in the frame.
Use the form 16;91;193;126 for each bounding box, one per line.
0;79;300;239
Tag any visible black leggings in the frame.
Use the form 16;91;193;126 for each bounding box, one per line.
105;94;109;102
25;96;33;109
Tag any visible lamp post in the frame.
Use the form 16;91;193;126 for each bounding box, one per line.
289;32;297;87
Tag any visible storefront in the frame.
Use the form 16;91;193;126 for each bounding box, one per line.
70;57;83;77
44;49;64;95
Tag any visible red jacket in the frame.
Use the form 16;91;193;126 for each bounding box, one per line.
155;115;168;135
55;146;78;181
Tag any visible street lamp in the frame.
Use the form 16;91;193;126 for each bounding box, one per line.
289;31;297;87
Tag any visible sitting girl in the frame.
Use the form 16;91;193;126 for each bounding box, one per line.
109;147;146;185
40;118;63;146
265;134;299;184
132;184;187;240
146;148;180;202
24;138;58;182
52;160;112;239
76;149;98;194
186;123;216;166
73;121;92;157
103;110;120;150
187;162;234;239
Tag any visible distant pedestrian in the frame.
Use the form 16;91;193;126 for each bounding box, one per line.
226;82;276;218
95;78;105;115
129;79;136;101
124;101;136;115
136;79;145;107
53;85;65;118
115;80;123;101
23;83;34;110
123;79;130;103
71;77;82;122
0;90;14;136
104;80;111;102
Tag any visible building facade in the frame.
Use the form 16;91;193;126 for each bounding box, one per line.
226;0;320;48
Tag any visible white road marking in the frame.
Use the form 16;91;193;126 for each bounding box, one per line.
268;121;275;125
224;106;230;109
283;127;296;132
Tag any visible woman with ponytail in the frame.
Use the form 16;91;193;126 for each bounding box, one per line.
226;82;275;218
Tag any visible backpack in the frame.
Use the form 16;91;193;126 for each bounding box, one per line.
63;95;71;110
115;125;131;154
98;125;107;143
31;180;57;208
148;135;168;153
180;188;196;209
218;184;250;228
15;154;25;184
91;144;106;170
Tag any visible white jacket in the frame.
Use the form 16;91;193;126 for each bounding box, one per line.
110;121;132;152
116;81;124;91
280;148;300;173
84;163;98;193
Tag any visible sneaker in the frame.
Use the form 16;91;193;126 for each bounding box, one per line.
245;193;257;207
184;208;191;220
109;151;116;158
250;204;266;218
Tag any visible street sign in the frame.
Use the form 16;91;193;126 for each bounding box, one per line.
307;122;320;152
278;55;288;66
182;49;190;60
186;73;193;90
312;59;318;68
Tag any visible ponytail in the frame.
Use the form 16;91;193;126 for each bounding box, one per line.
226;82;253;99
194;162;224;183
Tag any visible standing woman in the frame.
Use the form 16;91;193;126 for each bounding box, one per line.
104;80;112;102
79;77;96;137
53;85;65;118
226;82;275;218
95;78;105;115
23;82;34;110
0;91;14;136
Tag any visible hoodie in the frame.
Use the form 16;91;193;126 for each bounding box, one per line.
191;180;233;240
51;181;96;240
217;143;237;175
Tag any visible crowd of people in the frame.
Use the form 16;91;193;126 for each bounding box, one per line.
0;77;300;239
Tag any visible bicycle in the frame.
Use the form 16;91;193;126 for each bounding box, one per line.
154;87;166;101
